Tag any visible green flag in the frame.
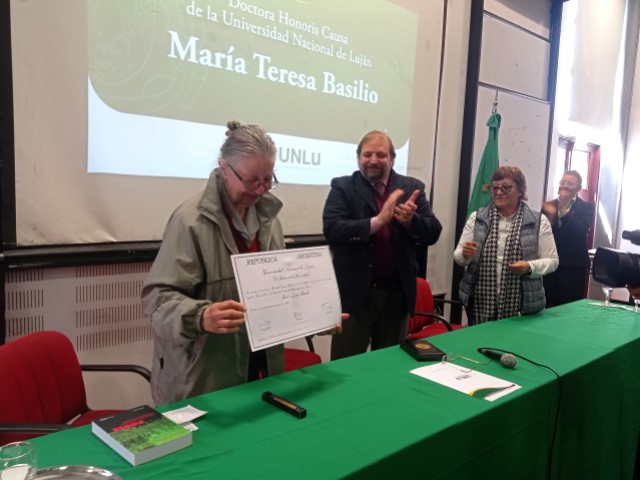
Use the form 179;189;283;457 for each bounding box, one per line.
467;112;501;218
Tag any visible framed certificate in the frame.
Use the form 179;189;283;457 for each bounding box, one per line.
231;246;342;351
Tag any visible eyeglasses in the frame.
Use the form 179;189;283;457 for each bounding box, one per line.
360;151;390;160
441;354;489;373
559;180;579;187
489;184;515;194
226;162;279;191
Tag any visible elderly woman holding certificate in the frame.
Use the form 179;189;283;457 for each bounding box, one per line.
454;166;558;325
142;121;343;405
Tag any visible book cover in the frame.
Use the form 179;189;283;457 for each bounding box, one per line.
92;405;192;466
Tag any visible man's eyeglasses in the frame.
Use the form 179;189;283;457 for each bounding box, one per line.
489;184;515;194
559;180;578;187
361;152;390;160
227;163;279;191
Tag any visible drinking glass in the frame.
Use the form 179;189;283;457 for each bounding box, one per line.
0;441;37;480
601;285;614;307
632;294;640;313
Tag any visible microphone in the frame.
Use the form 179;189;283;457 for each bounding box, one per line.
622;229;640;246
477;348;517;368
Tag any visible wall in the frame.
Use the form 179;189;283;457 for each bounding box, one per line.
425;0;471;298
474;1;552;210
5;264;155;409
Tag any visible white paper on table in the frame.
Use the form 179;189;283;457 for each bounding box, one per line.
162;405;207;423
163;405;207;431
411;362;522;401
231;246;342;351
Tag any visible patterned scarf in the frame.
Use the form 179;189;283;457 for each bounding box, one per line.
473;203;524;323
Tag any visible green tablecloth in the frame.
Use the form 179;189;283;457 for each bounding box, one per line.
31;300;640;479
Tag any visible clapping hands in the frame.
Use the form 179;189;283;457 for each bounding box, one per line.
378;189;421;226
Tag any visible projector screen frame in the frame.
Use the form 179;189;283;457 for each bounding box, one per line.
4;0;445;248
0;0;15;250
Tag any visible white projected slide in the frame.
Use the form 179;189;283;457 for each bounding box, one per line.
87;0;413;183
88;79;408;182
9;0;443;245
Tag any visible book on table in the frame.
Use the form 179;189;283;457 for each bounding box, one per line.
91;405;192;466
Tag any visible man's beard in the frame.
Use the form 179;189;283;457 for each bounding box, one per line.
363;166;385;181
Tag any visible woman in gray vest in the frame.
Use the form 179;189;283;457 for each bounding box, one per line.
454;166;558;325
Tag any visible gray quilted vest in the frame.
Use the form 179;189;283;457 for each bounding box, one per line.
459;203;545;323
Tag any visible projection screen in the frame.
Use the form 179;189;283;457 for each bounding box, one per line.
6;0;444;246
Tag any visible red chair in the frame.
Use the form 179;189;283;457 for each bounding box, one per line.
284;336;322;372
0;330;150;445
408;277;465;339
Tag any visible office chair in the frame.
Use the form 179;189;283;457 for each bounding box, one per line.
284;336;322;371
0;330;151;445
408;277;465;339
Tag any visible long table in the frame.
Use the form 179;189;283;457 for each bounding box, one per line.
31;300;640;479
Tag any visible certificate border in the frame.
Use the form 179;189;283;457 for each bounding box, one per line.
231;245;342;351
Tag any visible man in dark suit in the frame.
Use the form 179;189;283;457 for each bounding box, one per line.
542;170;595;307
322;130;442;360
